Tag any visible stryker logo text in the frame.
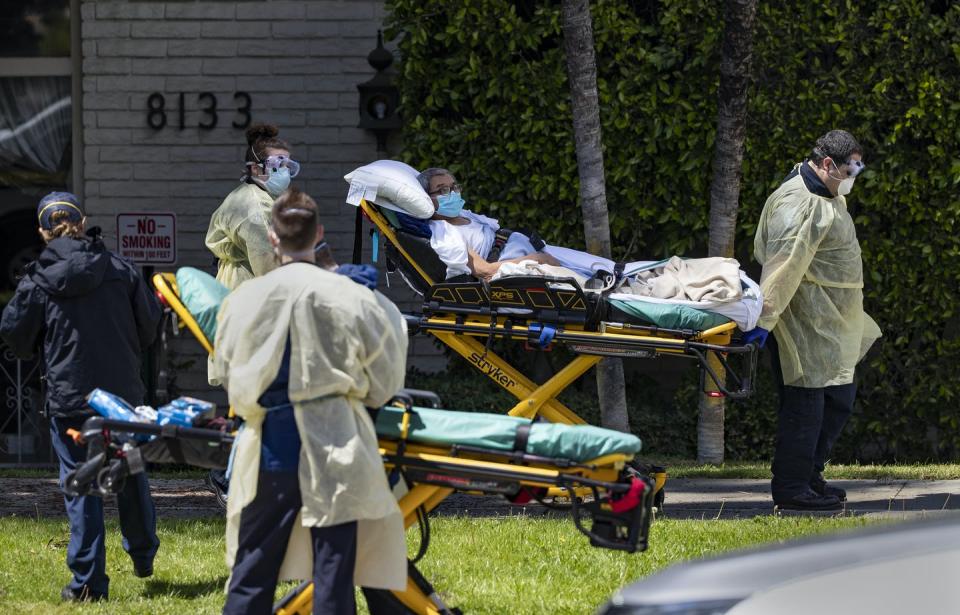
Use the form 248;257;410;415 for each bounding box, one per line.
469;352;517;388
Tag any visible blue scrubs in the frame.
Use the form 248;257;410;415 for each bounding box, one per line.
50;415;159;599
223;340;358;615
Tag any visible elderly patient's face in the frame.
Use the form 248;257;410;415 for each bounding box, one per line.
428;174;459;209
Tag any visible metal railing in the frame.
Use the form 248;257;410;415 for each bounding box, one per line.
0;340;47;465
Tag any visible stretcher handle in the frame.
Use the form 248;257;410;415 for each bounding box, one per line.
566;476;650;553
79;416;235;445
396;388;442;409
402;313;422;335
63;452;106;497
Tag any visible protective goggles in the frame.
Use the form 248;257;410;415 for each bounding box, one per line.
841;159;865;178
263;155;300;178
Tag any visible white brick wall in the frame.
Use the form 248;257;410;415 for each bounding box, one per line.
81;0;445;400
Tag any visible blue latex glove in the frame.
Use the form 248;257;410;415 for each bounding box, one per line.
336;264;378;290
743;327;769;348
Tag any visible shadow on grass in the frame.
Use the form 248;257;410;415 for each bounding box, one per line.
143;576;228;599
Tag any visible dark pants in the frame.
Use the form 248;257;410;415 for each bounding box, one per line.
50;415;159;598
223;470;358;615
768;335;856;502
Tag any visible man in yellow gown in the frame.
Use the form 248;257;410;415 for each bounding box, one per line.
751;129;881;511
210;189;408;614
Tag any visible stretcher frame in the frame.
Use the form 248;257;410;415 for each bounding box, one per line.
65;410;652;615
147;272;655;615
358;198;758;422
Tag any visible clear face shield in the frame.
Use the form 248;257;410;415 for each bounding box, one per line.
830;158;865;196
263;154;301;178
840;159;865;178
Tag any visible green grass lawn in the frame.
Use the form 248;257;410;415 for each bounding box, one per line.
0;514;877;614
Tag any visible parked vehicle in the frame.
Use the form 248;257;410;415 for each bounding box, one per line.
598;517;960;615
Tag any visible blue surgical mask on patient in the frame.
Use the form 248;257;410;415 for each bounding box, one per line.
263;166;291;198
436;191;465;217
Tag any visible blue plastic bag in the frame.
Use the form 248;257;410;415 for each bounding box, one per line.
157;397;217;427
86;389;153;441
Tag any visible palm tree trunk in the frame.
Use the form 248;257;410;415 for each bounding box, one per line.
698;0;758;464
561;0;629;433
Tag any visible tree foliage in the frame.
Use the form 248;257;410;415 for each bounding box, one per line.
385;0;960;461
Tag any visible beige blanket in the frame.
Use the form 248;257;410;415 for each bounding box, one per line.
625;256;742;302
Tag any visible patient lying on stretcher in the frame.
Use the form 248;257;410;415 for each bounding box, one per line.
412;167;762;331
417;167;641;282
416;167;560;281
415;168;736;292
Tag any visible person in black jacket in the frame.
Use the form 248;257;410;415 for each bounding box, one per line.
0;192;162;602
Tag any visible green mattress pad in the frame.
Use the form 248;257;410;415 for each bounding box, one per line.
375;405;641;462
176;267;229;343
608;298;730;331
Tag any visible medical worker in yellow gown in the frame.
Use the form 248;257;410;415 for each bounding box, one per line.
750;129;881;512
206;123;301;290
210;189;408;614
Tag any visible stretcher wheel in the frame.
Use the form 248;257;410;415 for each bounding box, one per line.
97;464;126;494
63;452;108;497
63;470;90;497
536;487;580;510
628;460;666;515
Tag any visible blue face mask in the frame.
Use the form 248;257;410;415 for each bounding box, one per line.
436;191;465;217
263;166;291;198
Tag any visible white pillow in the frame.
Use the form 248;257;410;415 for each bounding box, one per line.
343;160;435;219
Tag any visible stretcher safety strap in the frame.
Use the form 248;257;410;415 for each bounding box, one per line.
609;477;645;513
352;207;362;264
513;423;531;453
400;408;411;440
527;322;557;349
389;402;416;488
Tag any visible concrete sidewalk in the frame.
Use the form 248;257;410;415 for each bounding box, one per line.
2;477;959;520
659;478;960;519
0;478;219;519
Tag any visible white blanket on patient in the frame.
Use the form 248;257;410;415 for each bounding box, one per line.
493;261;589;286
491;257;762;331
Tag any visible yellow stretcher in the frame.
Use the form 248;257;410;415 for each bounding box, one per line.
150;273;656;615
357;198;759;428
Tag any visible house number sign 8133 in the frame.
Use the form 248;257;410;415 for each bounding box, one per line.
146;92;252;130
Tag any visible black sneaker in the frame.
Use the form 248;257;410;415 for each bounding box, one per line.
811;474;847;501
206;470;229;510
775;490;842;511
61;585;106;602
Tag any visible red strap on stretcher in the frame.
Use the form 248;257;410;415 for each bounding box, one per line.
609;477;646;513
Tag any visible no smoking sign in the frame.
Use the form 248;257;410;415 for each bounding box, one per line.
117;212;177;265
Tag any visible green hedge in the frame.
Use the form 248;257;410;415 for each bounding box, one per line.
385;0;960;461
